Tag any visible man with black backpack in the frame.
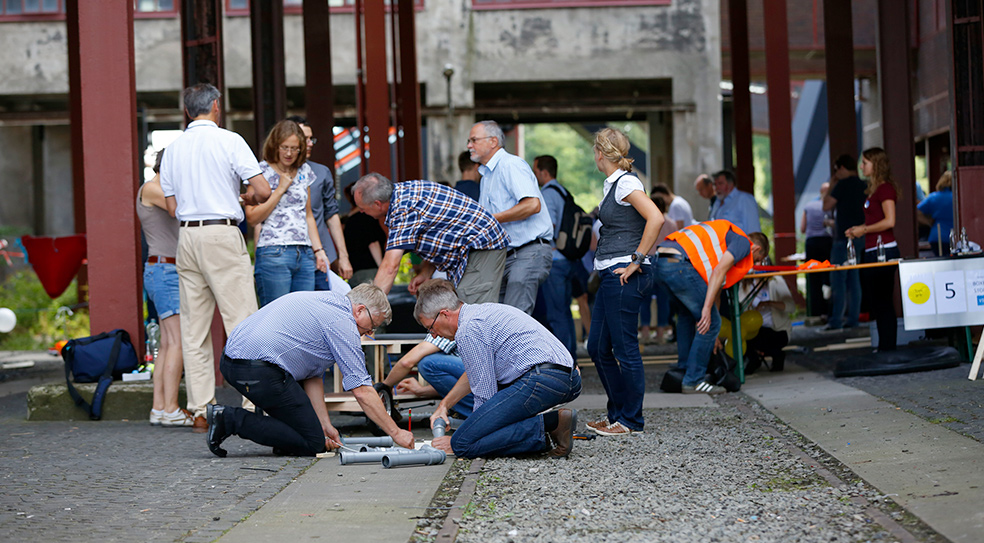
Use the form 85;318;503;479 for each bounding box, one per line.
534;155;592;360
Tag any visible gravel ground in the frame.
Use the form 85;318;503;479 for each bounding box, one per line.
452;403;904;543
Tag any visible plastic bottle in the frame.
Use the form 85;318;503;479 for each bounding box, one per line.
846;238;857;266
961;227;969;254
876;235;886;262
950;228;958;255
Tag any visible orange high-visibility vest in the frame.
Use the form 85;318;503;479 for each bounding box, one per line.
666;220;753;288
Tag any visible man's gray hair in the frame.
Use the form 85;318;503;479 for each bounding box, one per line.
347;283;393;325
353;172;394;205
183;83;221;119
413;279;463;322
478;120;505;148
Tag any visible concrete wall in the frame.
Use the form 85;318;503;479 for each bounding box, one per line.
0;1;722;231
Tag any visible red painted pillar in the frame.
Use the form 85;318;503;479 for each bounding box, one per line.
303;0;336;169
65;0;142;345
396;0;422;180
823;0;858;164
729;0;754;193
876;0;918;258
762;0;797;265
363;0;392;178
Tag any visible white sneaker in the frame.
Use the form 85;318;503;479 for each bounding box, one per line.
149;409;164;426
160;409;195;427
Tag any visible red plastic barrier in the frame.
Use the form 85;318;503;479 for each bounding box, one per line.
20;235;87;299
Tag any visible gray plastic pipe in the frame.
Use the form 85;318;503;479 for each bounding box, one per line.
340;436;393;447
338;446;418;465
381;446;446;468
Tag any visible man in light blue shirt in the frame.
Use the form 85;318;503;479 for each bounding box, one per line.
534;155;580;360
468;121;554;314
710;170;761;234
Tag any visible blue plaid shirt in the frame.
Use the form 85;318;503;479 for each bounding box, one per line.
454;303;574;409
385;180;510;284
223;291;373;391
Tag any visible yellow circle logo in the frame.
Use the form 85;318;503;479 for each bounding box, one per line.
908;282;931;305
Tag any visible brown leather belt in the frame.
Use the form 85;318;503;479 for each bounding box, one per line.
180;219;235;227
147;256;176;264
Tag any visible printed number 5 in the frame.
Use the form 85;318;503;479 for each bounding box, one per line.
945;282;956;299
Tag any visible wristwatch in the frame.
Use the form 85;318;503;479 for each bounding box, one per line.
630;251;646;264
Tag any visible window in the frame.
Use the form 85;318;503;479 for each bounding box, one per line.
0;0;64;20
472;0;669;9
226;0;422;16
135;0;178;17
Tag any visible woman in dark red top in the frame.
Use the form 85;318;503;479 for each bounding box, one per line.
846;147;900;351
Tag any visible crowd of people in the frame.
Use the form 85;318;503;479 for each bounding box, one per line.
139;82;924;461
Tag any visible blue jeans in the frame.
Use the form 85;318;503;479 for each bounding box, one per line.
450;365;581;458
587;264;652;431
541;257;578;360
143;262;181;320
418;353;474;418
828;238;862;328
313;269;331;291
219;355;326;456
657;258;720;387
254;245;316;307
638;279;671;328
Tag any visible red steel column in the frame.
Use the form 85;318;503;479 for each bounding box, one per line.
303;0;336;169
363;0;392;178
823;0;858;163
251;0;287;149
762;0;797;264
65;0;142;344
181;0;225;124
729;0;754;192
876;0;918;257
396;0;422;180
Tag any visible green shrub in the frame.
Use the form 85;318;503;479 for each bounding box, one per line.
0;269;89;350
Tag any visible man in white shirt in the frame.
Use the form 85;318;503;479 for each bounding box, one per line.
652;183;696;230
160;83;271;431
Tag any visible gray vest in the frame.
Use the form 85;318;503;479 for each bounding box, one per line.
136;184;180;258
595;173;647;261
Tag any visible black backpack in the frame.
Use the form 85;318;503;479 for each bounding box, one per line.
543;184;593;260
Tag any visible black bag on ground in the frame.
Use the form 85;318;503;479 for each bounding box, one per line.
62;329;139;420
543;184;594;260
705;350;741;392
659;366;686;393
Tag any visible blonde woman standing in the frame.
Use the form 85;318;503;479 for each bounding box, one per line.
846;147;900;352
585;128;664;436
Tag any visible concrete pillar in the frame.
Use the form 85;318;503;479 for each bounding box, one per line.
66;0;142;343
647;112;672;190
860;77;883;149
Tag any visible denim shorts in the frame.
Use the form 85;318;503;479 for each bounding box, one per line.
144;262;180;320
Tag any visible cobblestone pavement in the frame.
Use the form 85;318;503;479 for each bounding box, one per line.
0;386;317;543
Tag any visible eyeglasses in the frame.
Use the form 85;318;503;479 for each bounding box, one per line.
358;304;378;336
425;310;443;337
279;145;301;154
306;137;318;145
466;136;493;145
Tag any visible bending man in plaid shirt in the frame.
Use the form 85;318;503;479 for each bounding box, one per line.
417;279;581;459
353;173;510;303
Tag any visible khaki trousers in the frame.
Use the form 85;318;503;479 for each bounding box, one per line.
176;224;258;418
456;248;506;304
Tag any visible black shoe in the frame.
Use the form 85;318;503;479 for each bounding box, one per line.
547;409;577;458
206;404;229;458
769;352;785;372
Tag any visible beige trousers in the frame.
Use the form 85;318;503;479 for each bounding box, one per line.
176;224;258;418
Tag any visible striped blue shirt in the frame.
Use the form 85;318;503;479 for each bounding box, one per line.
454;303;573;409
386;180;510;284
224;291;373;391
426;333;459;356
478;149;554;247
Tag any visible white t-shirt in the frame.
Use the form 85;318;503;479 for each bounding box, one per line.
666;196;696;228
159;120;262;222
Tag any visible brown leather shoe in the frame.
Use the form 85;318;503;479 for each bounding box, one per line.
192;414;208;433
547;409;577;458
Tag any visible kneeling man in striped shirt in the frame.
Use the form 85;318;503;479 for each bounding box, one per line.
416;279;581;459
206;284;414;457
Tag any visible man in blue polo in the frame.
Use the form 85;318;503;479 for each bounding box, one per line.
710;170;761;235
206;284;414;457
352;172;509;303
468;120;554;314
417;279;581;459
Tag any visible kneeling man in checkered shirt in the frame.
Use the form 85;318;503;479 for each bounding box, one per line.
416;280;581;459
205;284;414;457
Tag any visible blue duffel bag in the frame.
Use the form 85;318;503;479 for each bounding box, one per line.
62;329;139;420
